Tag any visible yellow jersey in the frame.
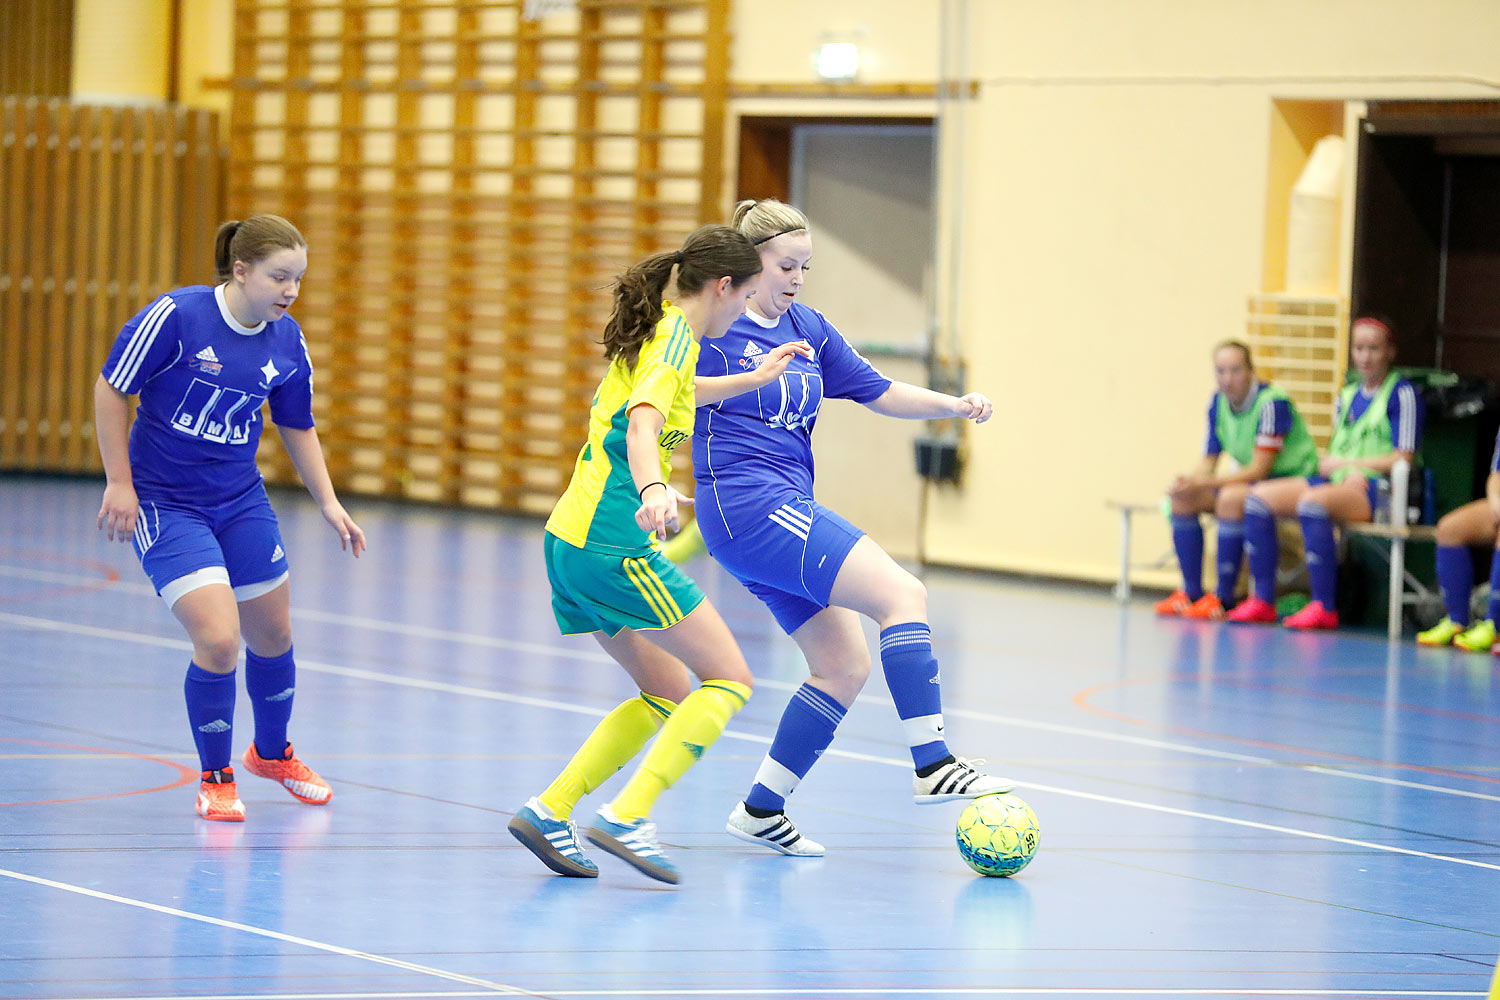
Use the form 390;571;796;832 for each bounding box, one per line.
545;303;699;554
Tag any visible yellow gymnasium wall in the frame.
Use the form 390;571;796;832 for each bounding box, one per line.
918;0;1500;584
67;0;1500;584
71;0;171;101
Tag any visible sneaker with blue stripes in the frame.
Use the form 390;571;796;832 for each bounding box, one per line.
508;797;598;878
585;805;680;884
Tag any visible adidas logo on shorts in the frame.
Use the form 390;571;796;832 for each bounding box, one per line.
271;544;284;562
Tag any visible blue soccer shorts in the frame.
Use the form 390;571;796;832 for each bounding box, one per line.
703;496;864;635
133;483;290;607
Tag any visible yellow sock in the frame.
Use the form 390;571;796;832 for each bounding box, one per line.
538;693;674;820
609;679;751;822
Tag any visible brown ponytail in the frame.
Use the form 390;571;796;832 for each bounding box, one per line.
214;214;307;283
601;224;761;369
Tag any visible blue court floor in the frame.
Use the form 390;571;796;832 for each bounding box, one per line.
0;474;1496;999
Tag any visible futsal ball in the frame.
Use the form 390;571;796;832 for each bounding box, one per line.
955;793;1039;877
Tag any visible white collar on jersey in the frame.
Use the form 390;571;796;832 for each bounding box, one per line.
743;306;782;330
215;283;268;336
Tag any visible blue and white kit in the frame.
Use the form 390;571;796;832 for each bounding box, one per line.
692;302;892;633
101;284;315;605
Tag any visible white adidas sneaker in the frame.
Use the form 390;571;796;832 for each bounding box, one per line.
725;802;825;857
913;757;1015;803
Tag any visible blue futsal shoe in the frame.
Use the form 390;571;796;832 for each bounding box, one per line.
585;805;680;884
507;797;598;878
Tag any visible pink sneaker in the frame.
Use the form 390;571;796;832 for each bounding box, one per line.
1283;600;1339;630
1226;597;1278;624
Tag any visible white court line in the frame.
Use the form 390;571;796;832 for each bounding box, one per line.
3;609;1499;874
5;563;1498;805
25;987;1492;999
0;869;534;996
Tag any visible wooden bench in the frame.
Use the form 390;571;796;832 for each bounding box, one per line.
1108;498;1439;641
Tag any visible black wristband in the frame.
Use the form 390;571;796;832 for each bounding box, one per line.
638;481;666;499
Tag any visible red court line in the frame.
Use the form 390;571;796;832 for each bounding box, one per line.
0;548;120;605
0;736;197;806
1215;676;1500;726
1073;675;1500;786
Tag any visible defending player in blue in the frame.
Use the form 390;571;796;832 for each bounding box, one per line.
695;199;1014;858
506;225;811;884
94;215;365;821
1229;315;1422;628
1415;425;1500;652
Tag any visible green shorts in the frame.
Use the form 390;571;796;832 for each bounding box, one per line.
544;531;706;637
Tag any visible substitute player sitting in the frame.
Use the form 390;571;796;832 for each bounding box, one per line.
1229;315;1423;628
1156;341;1318;620
1416;424;1500;652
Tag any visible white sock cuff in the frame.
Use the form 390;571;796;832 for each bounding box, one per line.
901;713;944;748
752;756;804;799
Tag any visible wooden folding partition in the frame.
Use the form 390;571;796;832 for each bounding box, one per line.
1246;293;1346;449
0;98;223;474
229;0;731;513
0;0;74;98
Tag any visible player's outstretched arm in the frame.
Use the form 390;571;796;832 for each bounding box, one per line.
695;340;813;406
93;375;139;542
864;381;992;424
276;425;367;557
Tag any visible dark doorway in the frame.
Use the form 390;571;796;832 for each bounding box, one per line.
1351;102;1500;383
1350;101;1500;504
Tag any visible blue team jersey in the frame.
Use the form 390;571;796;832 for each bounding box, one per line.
692;303;891;532
101;284;315;508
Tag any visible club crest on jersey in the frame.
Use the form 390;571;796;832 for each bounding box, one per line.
189;346;223;376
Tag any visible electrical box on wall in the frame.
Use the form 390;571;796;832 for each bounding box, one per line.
914;435;961;482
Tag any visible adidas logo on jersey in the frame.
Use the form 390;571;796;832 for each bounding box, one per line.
738;341;766;370
189;345;223;376
270;544;285;562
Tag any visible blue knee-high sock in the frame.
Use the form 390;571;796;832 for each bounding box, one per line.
1215;519;1246;605
1486;550;1500;624
1436;544;1473;624
245;646;296;760
1298;499;1338;608
1171;514;1205;601
744;683;847;815
878;622;950;771
1244;495;1278;602
184;662;236;773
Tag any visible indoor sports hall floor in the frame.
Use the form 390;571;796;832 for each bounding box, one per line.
1;475;1496;1000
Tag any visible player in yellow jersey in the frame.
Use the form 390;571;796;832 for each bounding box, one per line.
508;224;811;884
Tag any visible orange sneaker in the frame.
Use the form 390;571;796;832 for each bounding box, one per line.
1226;596;1278;624
242;742;332;805
195;767;246;822
1181;593;1226;620
1283;600;1339;630
1154;589;1194;616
